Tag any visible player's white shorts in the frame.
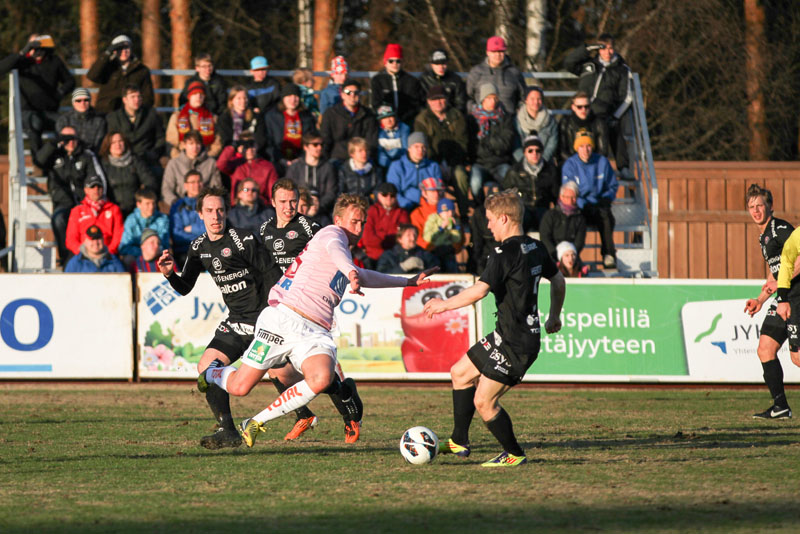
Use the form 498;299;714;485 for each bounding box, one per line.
241;304;337;371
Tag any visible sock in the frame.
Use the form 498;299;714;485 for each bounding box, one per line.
271;377;315;420
206;384;236;431
450;386;476;446
762;359;788;408
485;407;524;457
253;379;318;424
327;376;358;423
206;365;236;391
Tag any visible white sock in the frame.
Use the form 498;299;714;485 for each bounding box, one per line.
207;366;236;391
253;380;317;424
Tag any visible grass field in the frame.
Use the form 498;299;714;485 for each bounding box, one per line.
2;383;799;534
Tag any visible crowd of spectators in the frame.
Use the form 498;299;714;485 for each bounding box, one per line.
2;31;635;275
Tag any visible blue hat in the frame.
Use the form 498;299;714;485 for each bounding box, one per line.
437;198;455;214
250;56;268;70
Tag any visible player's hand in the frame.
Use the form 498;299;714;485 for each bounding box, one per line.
423;297;447;318
744;298;762;317
407;266;439;287
545;315;562;334
763;280;777;294
777;301;791;321
156;249;175;276
348;269;363;296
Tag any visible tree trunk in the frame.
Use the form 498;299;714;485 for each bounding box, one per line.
298;0;313;68
312;0;338;91
744;0;768;160
142;0;161;104
494;0;512;44
170;0;192;108
525;0;547;71
367;1;394;70
79;0;99;90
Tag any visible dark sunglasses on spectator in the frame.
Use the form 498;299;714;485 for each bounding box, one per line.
242;187;258;193
342;88;359;96
574;104;589;110
74;99;90;103
307;142;322;147
387;59;402;64
87;183;103;188
526;148;542;154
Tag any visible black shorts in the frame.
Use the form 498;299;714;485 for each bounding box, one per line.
467;330;538;386
206;319;255;363
761;302;789;346
786;297;800;352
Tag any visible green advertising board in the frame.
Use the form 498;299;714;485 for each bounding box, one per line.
478;281;757;377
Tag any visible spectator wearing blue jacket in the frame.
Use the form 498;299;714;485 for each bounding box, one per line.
64;224;126;273
376;105;409;170
118;187;169;263
169;170;205;262
561;130;618;268
319;56;348;114
386;132;442;210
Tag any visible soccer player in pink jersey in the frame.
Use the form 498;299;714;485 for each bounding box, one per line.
198;194;436;446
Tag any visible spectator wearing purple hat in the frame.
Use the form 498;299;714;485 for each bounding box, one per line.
466;36;526;114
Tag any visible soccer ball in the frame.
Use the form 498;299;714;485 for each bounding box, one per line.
399;426;438;465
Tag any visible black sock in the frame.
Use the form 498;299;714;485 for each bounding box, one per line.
762;359;788;408
485;407;524;457
271;377;315;420
326;376;355;422
451;386;476;446
206;384;236;431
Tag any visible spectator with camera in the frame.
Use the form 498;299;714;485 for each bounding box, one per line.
65;175;123;256
36;126;106;265
179;53;228;116
162;130;222;207
87;34;154;115
285;133;337;217
106;85;167;176
0;34;74;163
227;178;275;235
64;224;126;273
119;187;170;265
98;131;157;217
247;55;281;115
371;44;424;126
502;133;559;232
377;224;439;274
56;88;107;153
419;49;467;114
217;85;267;153
166;81;221;158
466;36;525;114
514;86;558;163
558;91;609;164
265;84;318;172
216;133;278;207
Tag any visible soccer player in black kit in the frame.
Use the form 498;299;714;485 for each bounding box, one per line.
424;189;566;466
260;179;365;442
743;184;794;419
157;186;278;448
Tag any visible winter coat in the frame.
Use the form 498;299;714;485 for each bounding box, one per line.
564;46;631;118
557;111;610;164
86;54;154;114
410;198;438;249
64;248;126;273
370;70;424;125
56;108;107;153
466;56;525;113
386;155;443;210
361;202;410;261
264;108;318;164
378;122;410;170
423;212;463;249
501;158;560;210
216;146;279;206
101;154;158;215
179;72;228;116
285;157;338;215
561;152;618;209
376;243;439;274
247;77;282;113
0;52;74;112
419;68;468;113
319;82;341;114
320;103;379;161
413;107;469;167
161;150;222;207
165;109;222;158
337;161;383;198
169;196;204;253
469;111;515;168
539;205;588;260
216;109;268;154
65;197;124;254
514;106;559;163
105;106;166;163
119;207;170;257
227;202;275;236
36;141;105;211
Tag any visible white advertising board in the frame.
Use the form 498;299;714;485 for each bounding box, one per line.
0;274;133;379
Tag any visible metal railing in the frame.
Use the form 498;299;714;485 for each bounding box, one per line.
630;73;659;276
7;69;28;272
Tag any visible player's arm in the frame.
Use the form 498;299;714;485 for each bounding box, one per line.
746;270;775;317
157;249;201;296
545;272;566;334
424;281;490;318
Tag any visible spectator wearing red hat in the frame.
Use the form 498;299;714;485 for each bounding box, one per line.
166;80;221;158
320;56;348;114
466;35;526;114
179;53;228;116
65;175;124;256
370;43;424;126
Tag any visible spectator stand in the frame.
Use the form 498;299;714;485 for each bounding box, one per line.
5;68;657;276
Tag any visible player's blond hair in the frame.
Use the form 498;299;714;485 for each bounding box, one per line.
485;189;523;224
333;194;368;218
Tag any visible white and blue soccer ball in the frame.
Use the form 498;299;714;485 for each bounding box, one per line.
399;426;438;465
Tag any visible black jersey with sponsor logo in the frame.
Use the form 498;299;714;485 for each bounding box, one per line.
259;214;319;289
479;235;558;356
166;227;278;322
760;217;794;278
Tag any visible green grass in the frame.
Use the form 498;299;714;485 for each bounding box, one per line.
1;384;799;533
